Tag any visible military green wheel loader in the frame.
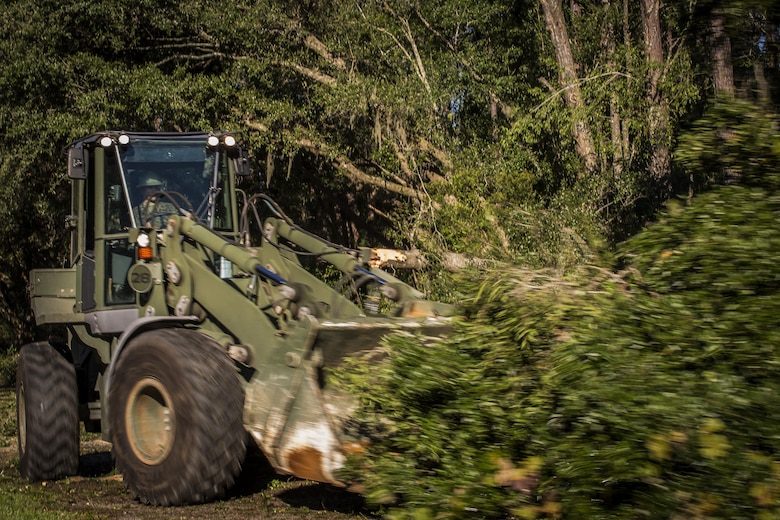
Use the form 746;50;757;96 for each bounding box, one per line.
18;131;453;505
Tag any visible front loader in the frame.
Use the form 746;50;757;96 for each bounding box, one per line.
18;131;454;505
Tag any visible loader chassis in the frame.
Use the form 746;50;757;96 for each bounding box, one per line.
19;131;453;505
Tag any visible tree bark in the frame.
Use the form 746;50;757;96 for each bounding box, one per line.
539;0;597;174
640;0;671;189
279;60;337;85
303;34;347;71
753;61;770;106
709;8;735;97
601;0;624;174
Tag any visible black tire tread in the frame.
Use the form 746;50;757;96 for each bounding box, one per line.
16;341;80;481
108;328;246;505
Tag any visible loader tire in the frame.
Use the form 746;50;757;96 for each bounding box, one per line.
108;328;246;505
16;341;80;481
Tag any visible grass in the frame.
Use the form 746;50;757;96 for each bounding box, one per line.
0;388;16;446
0;352;17;388
0;386;370;519
0;388;85;519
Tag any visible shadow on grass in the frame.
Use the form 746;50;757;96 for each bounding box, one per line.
230;439;375;516
74;436;375;516
276;484;373;515
78;450;114;477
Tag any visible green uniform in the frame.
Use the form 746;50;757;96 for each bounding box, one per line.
134;197;178;228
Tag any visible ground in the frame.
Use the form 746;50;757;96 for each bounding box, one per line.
0;388;375;519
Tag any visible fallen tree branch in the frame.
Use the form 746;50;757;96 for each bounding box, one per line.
303;34;347;71
243;119;435;204
369;248;499;272
369;248;428;269
298;137;426;200
441;252;500;272
278;60;337;85
416;137;453;171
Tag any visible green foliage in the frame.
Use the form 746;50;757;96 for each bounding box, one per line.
334;266;606;518
334;129;780;517
675;98;780;192
546;180;780;515
0;388;16;442
0;353;18;389
2;0;765;348
427;142;608;269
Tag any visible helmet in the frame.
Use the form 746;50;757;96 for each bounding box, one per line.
136;172;164;188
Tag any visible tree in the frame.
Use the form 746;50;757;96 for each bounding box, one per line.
0;0;777;348
539;0;597;174
640;0;672;187
509;0;703;244
708;7;735;97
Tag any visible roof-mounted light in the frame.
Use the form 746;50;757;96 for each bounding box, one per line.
117;134;130;145
99;136;114;147
207;133;239;150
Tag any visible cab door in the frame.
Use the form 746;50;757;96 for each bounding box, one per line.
93;146;136;309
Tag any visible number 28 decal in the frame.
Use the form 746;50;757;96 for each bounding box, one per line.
131;271;151;284
127;264;154;294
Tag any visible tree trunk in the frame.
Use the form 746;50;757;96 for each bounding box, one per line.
640;0;671;189
602;0;624;175
540;0;597;174
753;60;770;106
709;8;735;97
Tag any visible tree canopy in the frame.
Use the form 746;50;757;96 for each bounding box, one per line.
0;1;777;342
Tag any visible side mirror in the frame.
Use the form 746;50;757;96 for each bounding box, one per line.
68;147;88;179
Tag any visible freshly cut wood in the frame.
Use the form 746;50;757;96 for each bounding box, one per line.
370;248;495;273
369;248;428;269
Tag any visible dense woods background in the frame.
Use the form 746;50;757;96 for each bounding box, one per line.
1;1;779;517
1;0;777;346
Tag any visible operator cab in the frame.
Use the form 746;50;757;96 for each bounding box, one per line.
67;131;248;311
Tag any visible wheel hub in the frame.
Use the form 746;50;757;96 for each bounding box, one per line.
125;377;175;465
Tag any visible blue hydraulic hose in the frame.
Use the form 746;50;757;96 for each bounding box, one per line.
354;266;386;285
255;265;287;285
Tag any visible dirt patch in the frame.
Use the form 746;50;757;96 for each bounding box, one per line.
0;389;375;519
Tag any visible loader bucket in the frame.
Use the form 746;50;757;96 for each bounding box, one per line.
243;311;454;485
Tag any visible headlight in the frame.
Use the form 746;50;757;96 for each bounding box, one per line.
136;232;150;248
